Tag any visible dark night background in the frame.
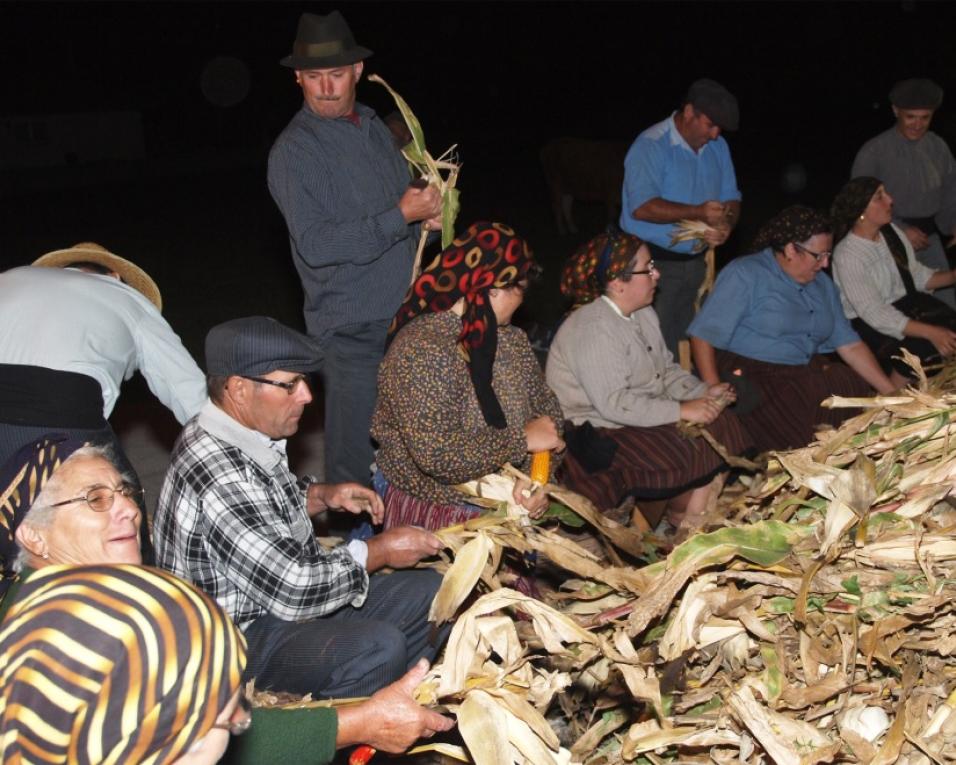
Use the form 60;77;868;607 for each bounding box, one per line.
2;0;955;437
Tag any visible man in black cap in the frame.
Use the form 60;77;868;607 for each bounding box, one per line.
852;78;956;308
621;78;743;357
267;10;442;487
154;316;448;701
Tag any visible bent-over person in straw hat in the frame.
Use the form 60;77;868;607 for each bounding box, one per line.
155;316;452;706
268;10;442;488
0;242;206;562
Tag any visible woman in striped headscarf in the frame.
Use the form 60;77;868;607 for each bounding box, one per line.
371;221;566;530
546;229;752;532
0;564;246;764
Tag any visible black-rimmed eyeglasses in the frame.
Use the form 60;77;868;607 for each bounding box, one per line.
211;687;253;736
631;260;658;276
794;242;831;262
49;482;145;513
241;375;308;395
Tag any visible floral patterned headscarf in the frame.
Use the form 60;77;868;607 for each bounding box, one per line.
750;205;832;253
389;221;535;428
561;229;644;309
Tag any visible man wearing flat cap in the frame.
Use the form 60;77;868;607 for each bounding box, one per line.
852;78;956;308
621;78;743;358
267;10;442;488
154;316;447;701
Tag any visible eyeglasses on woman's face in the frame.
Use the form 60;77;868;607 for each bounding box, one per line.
793;242;831;263
49;482;145;513
211;687;252;736
631;260;658;276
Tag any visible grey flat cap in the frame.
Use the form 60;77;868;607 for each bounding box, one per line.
686;78;739;131
205;317;322;376
889;78;943;110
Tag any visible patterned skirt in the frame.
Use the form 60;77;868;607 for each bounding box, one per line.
382;481;482;531
715;350;869;454
558;409;752;512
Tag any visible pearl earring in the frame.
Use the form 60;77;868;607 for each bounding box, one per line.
859;214;865;221
41;552;49;560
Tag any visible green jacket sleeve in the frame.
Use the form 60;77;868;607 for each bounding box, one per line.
221;707;338;765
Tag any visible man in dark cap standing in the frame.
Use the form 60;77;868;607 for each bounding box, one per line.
154;316;449;704
621;78;743;357
852;78;956;308
267;11;442;487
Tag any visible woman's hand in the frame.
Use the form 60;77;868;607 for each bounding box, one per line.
512;477;549;519
925;324;956;357
525;416;565;453
680;397;722;425
707;382;736;405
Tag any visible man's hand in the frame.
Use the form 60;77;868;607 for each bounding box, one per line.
695;200;727;227
307;483;384;524
399;184;442;224
512;477;549;519
422;214;443;233
365;526;443;571
701;222;731;247
903;225;930;251
336;659;455;753
680;397;722;425
524;416;565;454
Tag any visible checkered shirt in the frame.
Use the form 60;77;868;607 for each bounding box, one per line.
154;405;369;629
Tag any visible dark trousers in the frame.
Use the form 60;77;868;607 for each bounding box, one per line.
649;254;707;359
242;568;447;698
318;320;389;486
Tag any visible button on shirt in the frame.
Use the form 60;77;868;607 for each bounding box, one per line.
688;249;859;365
620;114;741;253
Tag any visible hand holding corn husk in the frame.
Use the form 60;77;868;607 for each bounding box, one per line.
671;207;733;311
369;74;461;287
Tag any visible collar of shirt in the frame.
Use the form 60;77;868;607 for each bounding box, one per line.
197;400;287;473
666;112;699;154
601;294;636;321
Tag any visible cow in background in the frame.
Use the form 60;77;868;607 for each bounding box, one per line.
540;137;628;235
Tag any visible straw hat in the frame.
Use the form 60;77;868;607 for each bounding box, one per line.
32;242;162;311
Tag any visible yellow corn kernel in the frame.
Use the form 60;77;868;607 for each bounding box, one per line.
530;451;550;484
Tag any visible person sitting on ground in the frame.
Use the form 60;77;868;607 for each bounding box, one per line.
0;562;246;765
545;230;752;530
371;221;565;531
688;205;897;454
154;317;451;705
831;176;956;384
0;434;453;764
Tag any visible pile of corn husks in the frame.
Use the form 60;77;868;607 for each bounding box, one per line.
418;353;956;765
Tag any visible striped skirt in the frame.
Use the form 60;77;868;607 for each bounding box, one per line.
558;409;752;512
382;481;482;531
715;350;869;454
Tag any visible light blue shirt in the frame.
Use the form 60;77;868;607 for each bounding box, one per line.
620;114;741;253
687;249;860;365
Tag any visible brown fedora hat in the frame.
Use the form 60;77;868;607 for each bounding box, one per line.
32;242;163;311
280;11;373;70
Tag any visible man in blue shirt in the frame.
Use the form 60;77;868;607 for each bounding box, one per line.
621;79;742;357
268;11;441;486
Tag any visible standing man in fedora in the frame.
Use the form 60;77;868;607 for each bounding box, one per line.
852;78;956;309
621;78;742;358
268;10;442;487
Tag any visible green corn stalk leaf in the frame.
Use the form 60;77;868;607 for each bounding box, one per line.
441;187;460;248
367;74;427;161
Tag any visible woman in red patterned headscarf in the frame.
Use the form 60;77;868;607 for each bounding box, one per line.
372;222;565;530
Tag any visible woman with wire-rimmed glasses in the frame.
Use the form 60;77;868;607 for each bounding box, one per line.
688;205;896;454
546;230;752;534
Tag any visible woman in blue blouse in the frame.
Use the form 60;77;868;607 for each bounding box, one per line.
688;205;896;453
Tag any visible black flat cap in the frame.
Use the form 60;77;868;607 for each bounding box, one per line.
686;78;739;131
205;317;322;376
889;78;943;110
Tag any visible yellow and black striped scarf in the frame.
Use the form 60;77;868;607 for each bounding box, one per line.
0;564;246;764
